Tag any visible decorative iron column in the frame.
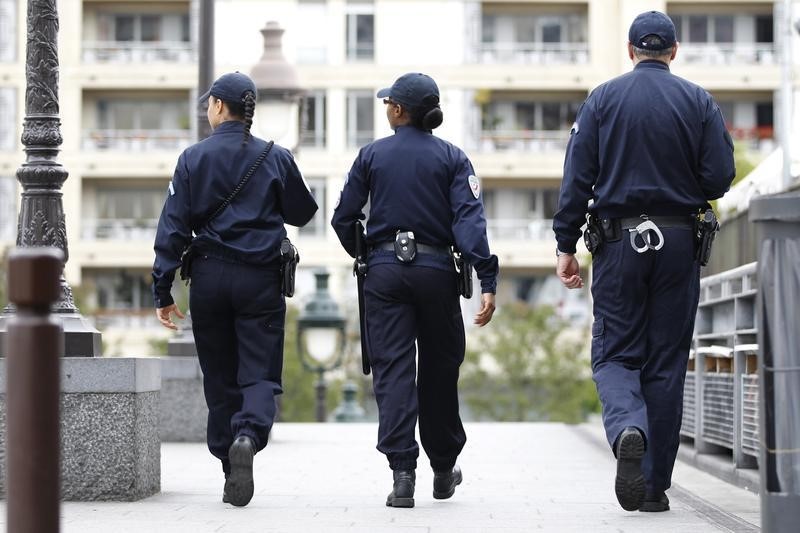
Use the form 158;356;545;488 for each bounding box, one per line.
0;0;101;356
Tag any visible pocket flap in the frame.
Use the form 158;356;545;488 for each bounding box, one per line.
592;318;604;337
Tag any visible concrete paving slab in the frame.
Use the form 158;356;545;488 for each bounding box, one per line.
0;422;761;532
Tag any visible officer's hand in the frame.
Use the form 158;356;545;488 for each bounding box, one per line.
474;292;496;327
557;254;584;289
156;304;185;331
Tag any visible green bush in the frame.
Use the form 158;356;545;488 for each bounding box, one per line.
461;303;599;423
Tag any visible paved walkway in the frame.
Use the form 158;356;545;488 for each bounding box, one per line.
2;423;760;532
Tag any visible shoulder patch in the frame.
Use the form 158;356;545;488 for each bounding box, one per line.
570;121;579;135
468;174;481;199
168;182;175;196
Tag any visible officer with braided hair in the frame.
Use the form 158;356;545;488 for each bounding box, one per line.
332;72;499;508
152;71;317;507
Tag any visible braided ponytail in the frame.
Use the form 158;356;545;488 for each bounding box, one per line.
242;91;256;146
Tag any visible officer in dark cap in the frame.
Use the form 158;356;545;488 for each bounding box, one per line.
553;11;735;512
152;71;317;507
331;72;499;508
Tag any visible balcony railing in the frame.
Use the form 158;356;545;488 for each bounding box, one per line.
487;218;554;242
82;41;196;63
82;218;158;241
679;43;776;66
478;130;570;153
82;129;192;151
478;42;589;64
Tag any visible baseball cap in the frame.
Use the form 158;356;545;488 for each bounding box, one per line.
199;71;257;104
628;11;677;51
376;73;440;108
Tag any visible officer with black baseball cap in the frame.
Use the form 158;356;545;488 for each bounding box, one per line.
152;71;317;507
332;73;499;508
553;11;735;513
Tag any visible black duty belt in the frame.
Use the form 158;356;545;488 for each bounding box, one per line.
373;242;451;256
616;215;695;230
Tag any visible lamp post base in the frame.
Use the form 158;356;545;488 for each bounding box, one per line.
0;311;101;357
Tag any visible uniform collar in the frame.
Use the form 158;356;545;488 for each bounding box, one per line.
211;120;245;135
634;60;670;72
394;125;430;135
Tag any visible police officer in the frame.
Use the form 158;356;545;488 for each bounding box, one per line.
553;11;735;512
331;73;499;508
152;71;317;507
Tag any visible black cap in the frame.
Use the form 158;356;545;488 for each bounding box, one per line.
376;73;440;108
199;71;257;104
628;11;676;51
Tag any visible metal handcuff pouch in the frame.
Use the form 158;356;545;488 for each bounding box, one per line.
394;231;417;262
279;238;299;297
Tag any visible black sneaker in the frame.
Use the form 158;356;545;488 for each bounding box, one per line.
226;436;255;507
640;491;670;512
614;427;646;511
433;465;462;500
386;470;415;508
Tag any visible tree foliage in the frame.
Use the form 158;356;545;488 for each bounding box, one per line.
460;303;599;423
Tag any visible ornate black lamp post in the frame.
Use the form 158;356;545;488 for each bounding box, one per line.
0;0;100;356
297;270;346;422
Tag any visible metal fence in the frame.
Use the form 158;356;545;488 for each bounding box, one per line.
683;262;759;468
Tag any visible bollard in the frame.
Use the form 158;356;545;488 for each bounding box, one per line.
5;248;64;533
750;190;800;533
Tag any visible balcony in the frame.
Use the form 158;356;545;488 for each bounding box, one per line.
83;41;196;64
477;130;570;153
82;129;191;151
487;219;554;242
81;218;158;241
679;43;776;66
477;42;588;65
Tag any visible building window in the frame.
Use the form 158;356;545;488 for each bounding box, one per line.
0;175;16;242
0;87;15;150
298;178;326;238
300;91;326;148
479;7;588;64
297;0;329;64
346;90;374;148
346;1;374;61
83;186;164;240
483;187;560;241
85;97;191;151
0;0;16;62
87;12;193;63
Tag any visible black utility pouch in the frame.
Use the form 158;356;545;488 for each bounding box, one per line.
600;218;621;242
394;231;417;263
178;242;195;283
583;215;603;254
452;249;473;299
695;209;719;266
280;238;299;297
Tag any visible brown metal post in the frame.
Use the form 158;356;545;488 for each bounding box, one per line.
6;247;63;533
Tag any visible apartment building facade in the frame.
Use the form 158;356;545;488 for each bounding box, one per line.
0;0;789;353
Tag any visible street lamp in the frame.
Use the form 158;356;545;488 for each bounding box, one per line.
297;270;346;422
250;21;305;149
0;0;101;357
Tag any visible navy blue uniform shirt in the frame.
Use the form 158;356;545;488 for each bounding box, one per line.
554;60;736;253
152;121;318;308
331;125;499;293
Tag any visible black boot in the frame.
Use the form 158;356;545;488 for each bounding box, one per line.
640;490;670;512
386;470;415;508
433;465;462;500
614;427;645;511
226;436;255;507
